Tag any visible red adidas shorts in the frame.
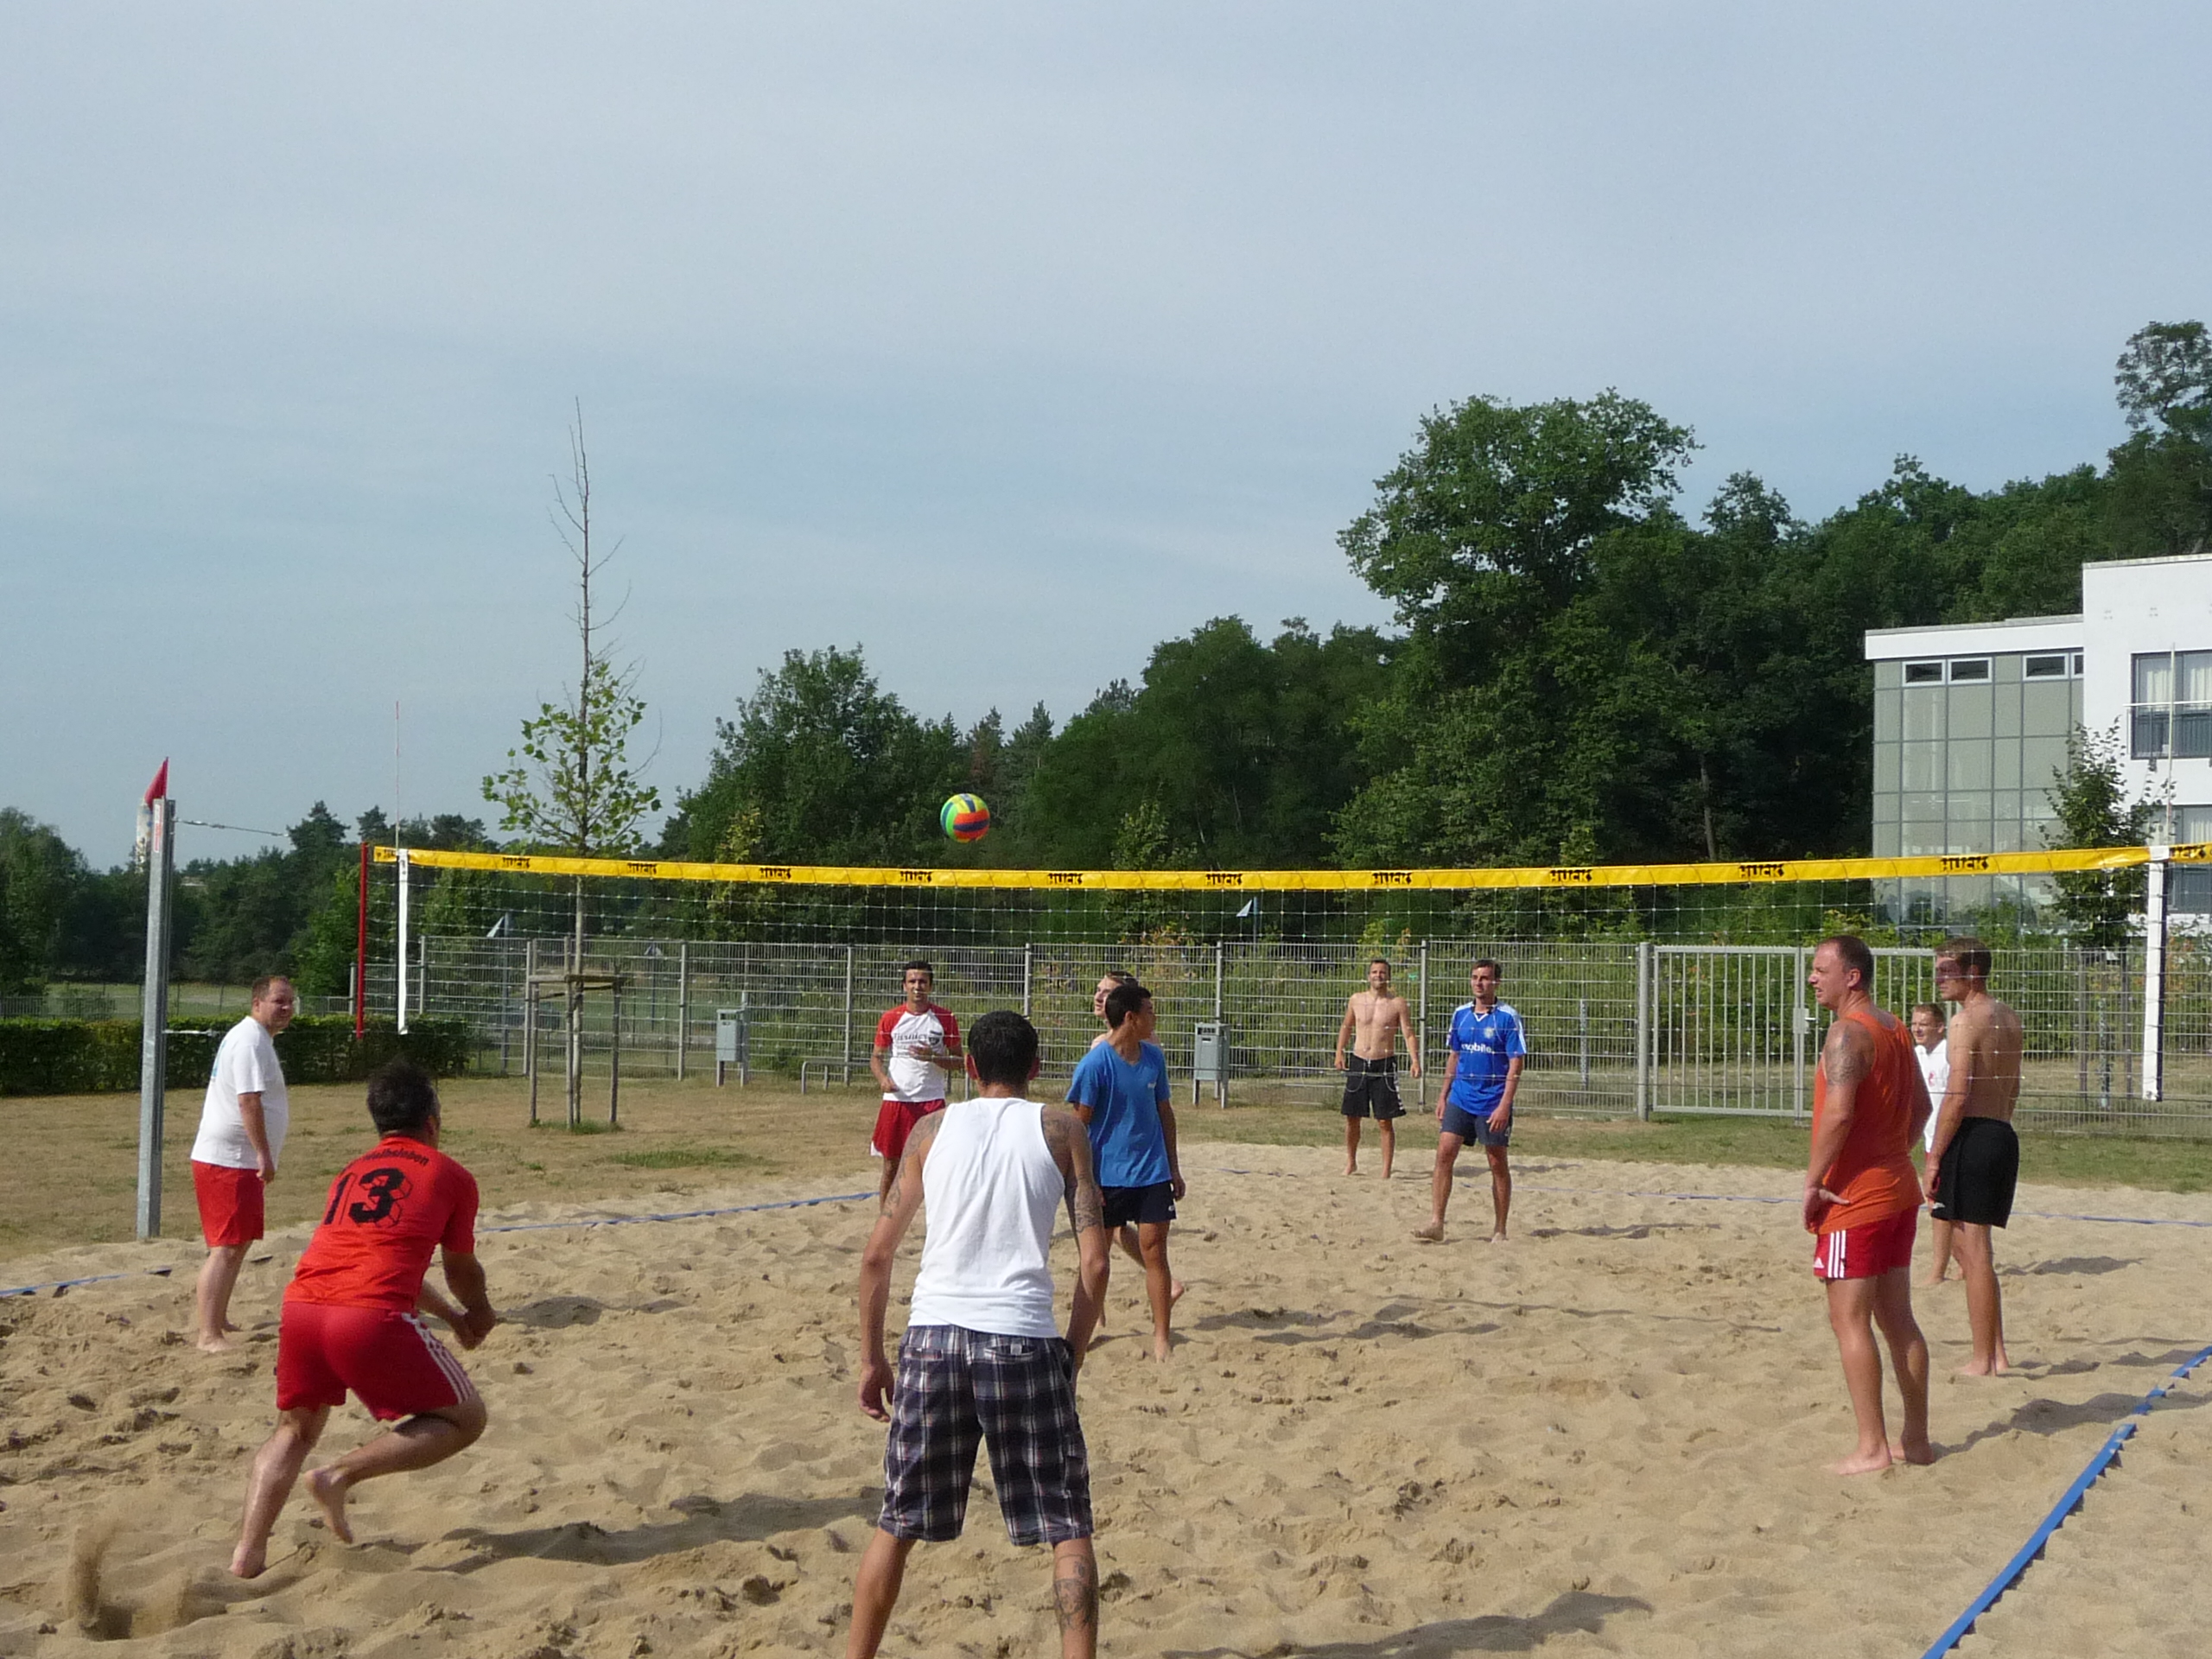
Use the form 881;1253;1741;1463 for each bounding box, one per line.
192;1160;265;1248
871;1097;945;1160
1813;1205;1918;1281
276;1301;476;1421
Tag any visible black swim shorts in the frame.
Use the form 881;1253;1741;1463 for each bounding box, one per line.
1101;1181;1177;1230
1440;1101;1511;1148
1340;1053;1405;1121
1932;1116;2019;1228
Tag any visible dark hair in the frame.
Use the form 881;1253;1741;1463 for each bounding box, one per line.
1370;957;1392;970
1820;934;1876;989
967;1010;1039;1087
1104;981;1153;1029
251;974;289;1003
1936;936;1992;979
1910;1002;1946;1025
900;959;934;983
1472;957;1502;977
366;1059;440;1135
1101;969;1135;988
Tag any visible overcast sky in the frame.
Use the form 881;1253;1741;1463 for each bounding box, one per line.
5;3;2208;868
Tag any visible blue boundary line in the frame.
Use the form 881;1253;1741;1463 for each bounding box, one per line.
0;1190;876;1300
1920;1340;2212;1657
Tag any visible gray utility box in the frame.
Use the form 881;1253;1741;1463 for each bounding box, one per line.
1192;1020;1229;1108
715;1008;749;1087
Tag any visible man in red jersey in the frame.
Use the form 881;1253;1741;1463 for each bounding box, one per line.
229;1060;497;1578
1804;935;1936;1477
869;960;963;1205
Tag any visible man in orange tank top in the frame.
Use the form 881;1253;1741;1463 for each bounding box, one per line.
1804;935;1936;1475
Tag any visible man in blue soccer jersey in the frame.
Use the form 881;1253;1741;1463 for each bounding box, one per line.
1066;981;1185;1361
1414;959;1527;1244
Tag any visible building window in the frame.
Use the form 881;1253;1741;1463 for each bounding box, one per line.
1948;658;1991;683
2132;651;2212;759
2172;806;2212;914
2024;653;2069;679
2072;652;2085;675
1904;660;1943;684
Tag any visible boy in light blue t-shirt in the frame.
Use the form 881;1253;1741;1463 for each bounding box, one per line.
1065;982;1185;1361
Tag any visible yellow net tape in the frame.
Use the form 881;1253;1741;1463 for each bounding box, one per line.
372;842;2207;892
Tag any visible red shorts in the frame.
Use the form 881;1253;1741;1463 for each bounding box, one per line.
276;1300;476;1421
193;1160;266;1248
872;1097;945;1160
1813;1205;1918;1281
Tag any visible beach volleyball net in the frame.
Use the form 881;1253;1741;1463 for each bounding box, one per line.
362;842;2212;1135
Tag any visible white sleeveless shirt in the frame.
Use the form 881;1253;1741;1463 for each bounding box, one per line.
907;1096;1065;1339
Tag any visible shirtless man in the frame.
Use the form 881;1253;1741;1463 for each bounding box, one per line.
1804;935;1934;1475
1333;957;1421;1177
1924;936;2024;1376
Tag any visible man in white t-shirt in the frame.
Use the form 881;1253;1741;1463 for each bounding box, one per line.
868;960;963;1205
1909;1001;1961;1287
190;976;296;1351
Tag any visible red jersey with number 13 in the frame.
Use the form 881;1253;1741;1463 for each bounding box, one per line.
287;1135;480;1312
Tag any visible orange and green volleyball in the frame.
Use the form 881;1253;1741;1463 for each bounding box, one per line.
940;793;991;842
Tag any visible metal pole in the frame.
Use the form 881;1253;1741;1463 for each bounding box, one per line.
2142;852;2168;1103
1633;940;1650;1122
842;944;855;1086
1791;945;1808;1122
1578;996;1590;1093
1021;943;1033;1020
524;939;538;1125
1417;939;1430;1112
354;839;368;1039
610;981;621;1126
135;798;175;1240
676;943;690;1082
396;849;411;1033
1213;939;1224;1021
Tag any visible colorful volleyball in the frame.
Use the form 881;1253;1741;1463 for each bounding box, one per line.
940;793;991;842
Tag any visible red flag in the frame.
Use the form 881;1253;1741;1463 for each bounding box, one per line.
143;759;168;804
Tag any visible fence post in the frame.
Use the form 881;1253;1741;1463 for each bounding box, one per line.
1578;996;1590;1093
2143;851;2168;1102
1021;943;1033;1019
1791;945;1808;1122
1417;940;1431;1112
676;942;690;1082
1633;940;1651;1122
524;938;538;1124
842;944;855;1085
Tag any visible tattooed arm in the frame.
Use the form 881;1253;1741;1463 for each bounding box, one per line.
1803;1016;1870;1232
1043;1105;1109;1372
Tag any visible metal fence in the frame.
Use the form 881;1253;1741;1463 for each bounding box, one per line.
384;931;2212;1137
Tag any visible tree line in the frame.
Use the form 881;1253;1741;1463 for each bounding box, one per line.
5;321;2205;988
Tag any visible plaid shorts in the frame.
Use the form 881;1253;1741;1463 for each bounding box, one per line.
879;1324;1091;1547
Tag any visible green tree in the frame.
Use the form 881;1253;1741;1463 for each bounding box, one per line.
2044;724;2161;948
0;810;85;992
664;645;964;867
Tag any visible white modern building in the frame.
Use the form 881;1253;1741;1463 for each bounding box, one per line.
1863;551;2212;918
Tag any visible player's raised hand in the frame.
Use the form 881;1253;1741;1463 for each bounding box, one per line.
857;1357;895;1421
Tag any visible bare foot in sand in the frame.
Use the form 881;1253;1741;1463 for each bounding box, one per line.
1486;1231;1508;1244
1890;1438;1936;1465
1828;1446;1894;1476
1170;1279;1186;1306
1151;1335;1172;1362
1411;1224;1444;1243
196;1332;238;1354
1957;1356;2010;1377
304;1466;354;1544
229;1540;268;1579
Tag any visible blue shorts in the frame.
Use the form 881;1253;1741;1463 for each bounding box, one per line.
1440;1101;1511;1147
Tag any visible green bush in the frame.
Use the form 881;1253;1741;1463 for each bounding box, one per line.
0;1014;474;1097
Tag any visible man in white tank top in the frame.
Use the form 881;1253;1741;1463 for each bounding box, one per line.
849;1011;1111;1659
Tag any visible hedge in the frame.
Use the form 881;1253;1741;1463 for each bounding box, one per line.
0;1014;474;1097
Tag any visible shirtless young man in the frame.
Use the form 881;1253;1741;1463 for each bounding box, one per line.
1924;936;2024;1376
1333;957;1421;1177
1805;936;1935;1476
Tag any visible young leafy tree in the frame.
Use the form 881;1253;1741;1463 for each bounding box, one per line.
482;411;658;1125
2045;723;2161;949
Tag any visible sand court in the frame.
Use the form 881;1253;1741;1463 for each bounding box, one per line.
4;1143;2210;1656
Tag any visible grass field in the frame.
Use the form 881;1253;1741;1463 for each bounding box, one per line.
9;1071;2212;1262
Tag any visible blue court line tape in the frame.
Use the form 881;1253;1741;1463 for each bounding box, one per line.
1920;1341;2212;1658
0;1190;877;1300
